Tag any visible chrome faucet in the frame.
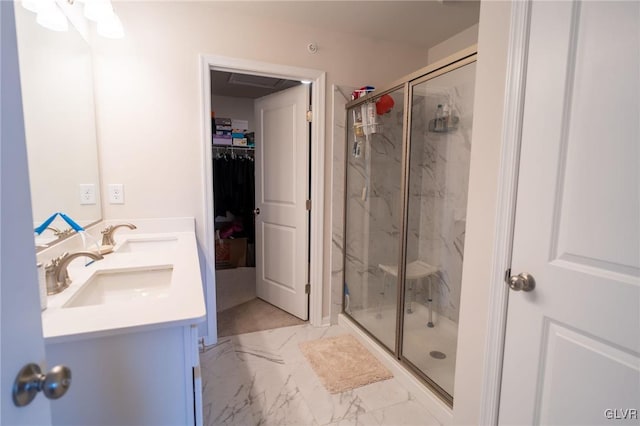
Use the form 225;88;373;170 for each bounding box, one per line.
45;251;103;295
101;223;137;246
46;226;75;238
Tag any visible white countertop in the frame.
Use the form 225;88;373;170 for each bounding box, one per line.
42;228;206;344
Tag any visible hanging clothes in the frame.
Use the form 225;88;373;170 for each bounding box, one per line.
213;156;233;217
212;153;255;242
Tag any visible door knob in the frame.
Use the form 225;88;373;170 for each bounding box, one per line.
12;363;72;407
254;208;260;215
507;272;536;292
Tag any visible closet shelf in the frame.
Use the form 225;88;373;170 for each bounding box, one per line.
212;144;255;150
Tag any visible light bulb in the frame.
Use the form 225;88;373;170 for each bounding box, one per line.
97;12;124;39
36;0;68;32
22;0;41;13
84;0;113;22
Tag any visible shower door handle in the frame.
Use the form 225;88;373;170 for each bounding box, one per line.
507;273;536;292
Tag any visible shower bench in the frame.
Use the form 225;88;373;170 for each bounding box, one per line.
377;260;439;326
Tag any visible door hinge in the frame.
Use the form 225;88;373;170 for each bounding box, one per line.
306;199;311;210
305;283;310;294
504;268;511;283
306;110;313;122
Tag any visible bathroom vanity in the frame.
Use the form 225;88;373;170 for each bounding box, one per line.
39;218;206;426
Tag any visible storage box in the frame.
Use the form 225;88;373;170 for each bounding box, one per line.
214;118;233;135
245;132;255;147
213;135;232;146
214;117;232;127
232;119;249;129
215;237;247;269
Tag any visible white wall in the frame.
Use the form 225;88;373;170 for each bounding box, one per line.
91;1;430;326
428;24;479;65
211;95;255;132
452;2;512;424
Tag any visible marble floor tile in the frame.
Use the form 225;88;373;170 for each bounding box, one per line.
326;411;381;426
201;324;441;426
293;364;367;426
354;379;412;413
370;400;441;426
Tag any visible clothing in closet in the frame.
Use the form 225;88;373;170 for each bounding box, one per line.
213;154;255;242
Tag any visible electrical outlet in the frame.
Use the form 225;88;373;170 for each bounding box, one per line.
108;184;125;204
79;184;96;205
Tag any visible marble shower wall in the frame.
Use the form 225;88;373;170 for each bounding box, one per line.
344;89;406;326
410;62;476;324
339;62;475;328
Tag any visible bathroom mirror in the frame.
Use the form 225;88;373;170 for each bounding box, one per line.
14;3;102;247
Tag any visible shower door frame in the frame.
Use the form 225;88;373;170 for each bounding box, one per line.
342;80;408;356
342;47;478;407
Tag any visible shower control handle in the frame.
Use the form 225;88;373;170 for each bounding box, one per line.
508;273;536;292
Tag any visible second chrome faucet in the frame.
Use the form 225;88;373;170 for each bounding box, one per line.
45;251;103;295
101;223;137;247
44;223;138;295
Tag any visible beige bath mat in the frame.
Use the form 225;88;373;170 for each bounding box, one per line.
299;334;393;394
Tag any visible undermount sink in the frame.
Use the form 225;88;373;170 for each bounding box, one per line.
63;266;173;309
116;237;178;253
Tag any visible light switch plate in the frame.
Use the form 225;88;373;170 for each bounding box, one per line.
79;184;96;205
108;184;124;204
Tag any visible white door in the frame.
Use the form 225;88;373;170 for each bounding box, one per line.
500;1;640;424
254;84;310;320
1;1;52;423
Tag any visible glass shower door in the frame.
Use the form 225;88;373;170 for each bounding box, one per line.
343;86;406;351
401;62;477;401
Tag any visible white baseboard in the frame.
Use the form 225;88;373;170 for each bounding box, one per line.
202;334;217;347
321;315;331;327
338;314;454;425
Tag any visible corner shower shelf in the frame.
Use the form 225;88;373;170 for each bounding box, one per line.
428;117;459;133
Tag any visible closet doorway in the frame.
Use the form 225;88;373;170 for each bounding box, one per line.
200;57;326;343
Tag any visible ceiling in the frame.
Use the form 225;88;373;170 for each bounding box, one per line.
211;71;301;98
210;1;480;49
209;1;480;98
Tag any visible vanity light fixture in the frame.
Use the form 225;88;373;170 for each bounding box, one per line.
21;0;41;13
83;0;124;39
96;10;124;39
34;0;69;32
22;0;124;39
83;0;113;23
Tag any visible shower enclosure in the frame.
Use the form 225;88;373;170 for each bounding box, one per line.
343;48;477;404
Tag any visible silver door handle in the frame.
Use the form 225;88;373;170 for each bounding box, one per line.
507;273;536;292
254;208;260;215
13;363;72;407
